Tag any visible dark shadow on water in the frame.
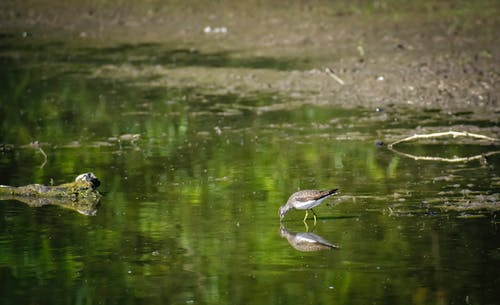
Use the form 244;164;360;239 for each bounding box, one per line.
316;215;359;221
279;215;358;224
0;39;311;70
77;43;311;70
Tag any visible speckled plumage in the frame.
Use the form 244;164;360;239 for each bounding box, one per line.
279;189;338;222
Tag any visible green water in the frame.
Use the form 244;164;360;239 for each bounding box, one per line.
0;39;499;305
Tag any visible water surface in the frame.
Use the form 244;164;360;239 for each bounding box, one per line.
0;38;499;305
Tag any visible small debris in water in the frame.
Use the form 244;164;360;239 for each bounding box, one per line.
118;134;140;141
203;26;228;34
108;134;140;143
457;214;486;219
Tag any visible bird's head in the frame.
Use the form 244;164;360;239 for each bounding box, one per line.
278;205;289;221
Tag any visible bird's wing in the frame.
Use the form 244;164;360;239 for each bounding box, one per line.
295;189;338;202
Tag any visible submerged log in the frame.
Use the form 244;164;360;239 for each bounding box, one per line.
0;173;102;215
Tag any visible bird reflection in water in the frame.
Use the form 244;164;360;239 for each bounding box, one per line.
280;224;339;252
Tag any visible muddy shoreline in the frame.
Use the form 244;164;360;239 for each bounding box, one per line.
1;0;499;113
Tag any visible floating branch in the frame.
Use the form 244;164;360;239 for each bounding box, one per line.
387;130;499;163
388;131;498;148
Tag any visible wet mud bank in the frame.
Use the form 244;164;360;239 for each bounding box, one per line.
0;0;499;113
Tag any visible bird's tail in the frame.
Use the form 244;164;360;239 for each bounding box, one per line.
327;189;338;196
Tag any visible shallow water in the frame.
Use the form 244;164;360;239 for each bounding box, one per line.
0;38;499;305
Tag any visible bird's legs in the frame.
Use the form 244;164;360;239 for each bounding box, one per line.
303;209;318;225
311;209;317;225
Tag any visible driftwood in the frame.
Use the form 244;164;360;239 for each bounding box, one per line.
0;173;102;215
387;130;500;163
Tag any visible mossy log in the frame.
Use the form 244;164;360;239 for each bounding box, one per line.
0;173;102;215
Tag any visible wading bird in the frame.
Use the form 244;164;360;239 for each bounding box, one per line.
279;189;338;224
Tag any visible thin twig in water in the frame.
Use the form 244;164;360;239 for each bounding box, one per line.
387;130;499;163
324;67;345;85
389;149;500;163
38;147;48;169
388;131;498;148
30;141;48;169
